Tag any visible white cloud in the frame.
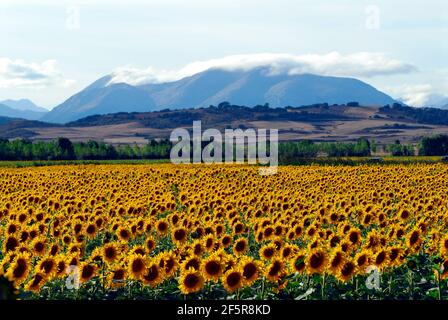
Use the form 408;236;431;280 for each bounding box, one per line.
385;83;448;107
0;58;74;89
108;52;416;86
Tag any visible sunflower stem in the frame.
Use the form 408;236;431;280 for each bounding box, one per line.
408;270;414;299
261;278;266;299
388;274;392;296
321;273;326;300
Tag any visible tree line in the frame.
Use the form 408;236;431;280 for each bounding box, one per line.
0;138;171;161
0;135;447;161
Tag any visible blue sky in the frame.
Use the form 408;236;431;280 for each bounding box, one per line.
0;0;447;108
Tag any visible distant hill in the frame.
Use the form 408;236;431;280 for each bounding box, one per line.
0;103;48;121
43;67;396;123
0;116;18;126
0;99;48;113
42;76;157;123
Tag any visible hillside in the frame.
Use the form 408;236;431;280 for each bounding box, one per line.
2;103;448;144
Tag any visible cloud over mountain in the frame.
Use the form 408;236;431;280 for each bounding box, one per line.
108;52;417;86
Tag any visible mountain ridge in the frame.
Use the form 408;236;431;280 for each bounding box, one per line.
0;99;48;113
42;67;397;123
0;103;48;121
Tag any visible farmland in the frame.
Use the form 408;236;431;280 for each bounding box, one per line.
1;163;448;300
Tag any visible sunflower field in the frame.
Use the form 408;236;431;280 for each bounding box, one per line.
1;163;448;300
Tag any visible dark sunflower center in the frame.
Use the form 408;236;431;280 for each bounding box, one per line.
226;272;242;287
132;259;145;273
184;273;200;288
310;253;324;269
243;263;257;279
205;261;221;276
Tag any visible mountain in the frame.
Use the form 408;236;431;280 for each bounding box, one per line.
0;103;48;121
43;76;156;123
141;68;396;109
43;67;397;123
0;99;48;113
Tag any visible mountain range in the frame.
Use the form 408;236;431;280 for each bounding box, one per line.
2;67;448;124
0;99;48;120
41;68;397;123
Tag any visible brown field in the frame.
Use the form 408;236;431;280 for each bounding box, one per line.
21;118;448;145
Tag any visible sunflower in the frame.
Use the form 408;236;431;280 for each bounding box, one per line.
131;245;146;256
4;235;19;253
203;234;216;252
233;238;248;256
398;208;411;221
142;261;163;287
109;268;126;289
6;222;19;235
181;256;201;272
281;244;296;260
222;268;243;293
373;249;388;270
102;242;119;263
66;253;80;268
259;243;277;260
90;248;103;263
223;254;237;273
215;224;224;237
146;237;156;253
117;226;131;241
347;229;361;247
159;251;177;278
85;223;97;239
156;219;169;236
5;252;31;286
179;268;204;294
49;244;60;256
31;237;47;256
68;243;83;255
406;228;422;252
328;249;345;274
191;239;204;256
79;262;97;283
388;246;404;267
24;272;46;293
233;222;245;235
127;254;147;280
221;235;232;248
306;249;328;274
265;258;285;282
55;255;67;277
172;227;188;244
354;251;370;273
292;252;306;274
337;260;356;282
37;256;57;280
201;254;223;281
239;256;261;285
